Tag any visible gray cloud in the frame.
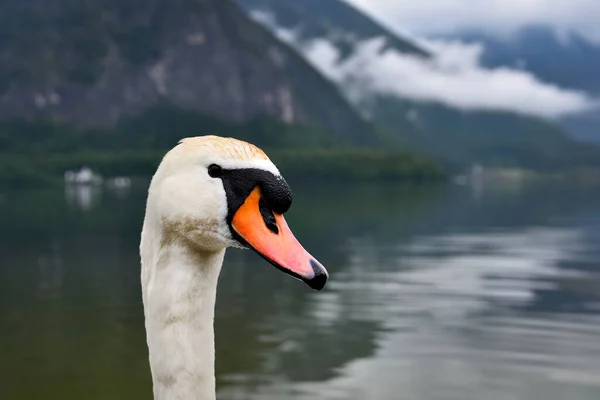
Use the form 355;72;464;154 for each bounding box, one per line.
343;0;600;41
253;11;597;119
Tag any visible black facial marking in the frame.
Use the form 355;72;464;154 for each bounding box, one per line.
216;168;292;230
215;167;326;291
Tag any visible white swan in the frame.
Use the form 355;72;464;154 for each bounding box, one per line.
140;136;329;400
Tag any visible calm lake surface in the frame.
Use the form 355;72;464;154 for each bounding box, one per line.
2;179;600;400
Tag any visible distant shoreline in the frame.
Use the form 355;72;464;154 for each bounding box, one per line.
0;149;449;189
2;106;599;189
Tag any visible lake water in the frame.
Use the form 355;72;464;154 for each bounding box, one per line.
1;179;600;400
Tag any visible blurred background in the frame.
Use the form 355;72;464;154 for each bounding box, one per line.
1;0;600;399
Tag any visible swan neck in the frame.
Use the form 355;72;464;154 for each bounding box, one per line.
141;220;224;400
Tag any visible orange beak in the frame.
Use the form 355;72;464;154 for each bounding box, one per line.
231;187;328;290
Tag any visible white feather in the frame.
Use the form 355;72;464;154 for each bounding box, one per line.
140;136;280;399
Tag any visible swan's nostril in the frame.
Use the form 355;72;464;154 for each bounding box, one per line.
258;197;279;234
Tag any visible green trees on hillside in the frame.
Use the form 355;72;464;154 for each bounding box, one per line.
0;106;447;187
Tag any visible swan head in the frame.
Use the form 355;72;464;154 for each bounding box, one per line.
148;135;328;291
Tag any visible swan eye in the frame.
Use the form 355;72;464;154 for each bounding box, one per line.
208;164;223;178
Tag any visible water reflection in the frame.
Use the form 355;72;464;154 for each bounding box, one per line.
1;181;600;400
64;184;102;211
35;241;65;301
218;225;600;400
63;181;133;212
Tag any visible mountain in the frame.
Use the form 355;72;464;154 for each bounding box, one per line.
235;0;600;171
561;111;600;143
447;25;600;143
0;0;454;187
452;25;600;94
370;96;600;171
0;0;375;145
235;0;429;61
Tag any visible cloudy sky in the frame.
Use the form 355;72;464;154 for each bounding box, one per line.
251;2;599;120
343;0;600;42
292;35;595;119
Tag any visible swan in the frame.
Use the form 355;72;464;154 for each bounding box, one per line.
140;135;329;400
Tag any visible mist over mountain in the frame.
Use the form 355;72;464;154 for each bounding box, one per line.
236;0;600;169
236;0;429;60
447;25;600;97
445;24;600;143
